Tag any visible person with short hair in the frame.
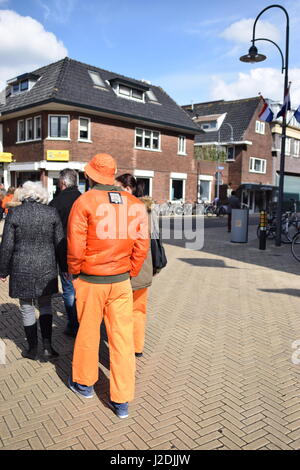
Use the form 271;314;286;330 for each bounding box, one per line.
49;168;81;337
0;181;65;361
67;154;149;419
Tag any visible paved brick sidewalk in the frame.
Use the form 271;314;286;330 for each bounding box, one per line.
1;219;300;450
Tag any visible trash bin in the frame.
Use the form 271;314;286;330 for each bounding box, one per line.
231;208;249;243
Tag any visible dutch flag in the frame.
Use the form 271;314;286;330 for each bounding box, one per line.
277;83;291;119
258;95;274;122
294;105;300;124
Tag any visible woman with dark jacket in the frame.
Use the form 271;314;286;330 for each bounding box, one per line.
115;174;153;357
0;181;66;361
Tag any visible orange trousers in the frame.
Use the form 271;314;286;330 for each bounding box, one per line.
72;278;135;403
132;288;148;354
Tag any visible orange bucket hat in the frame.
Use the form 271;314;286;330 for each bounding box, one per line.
84;153;117;185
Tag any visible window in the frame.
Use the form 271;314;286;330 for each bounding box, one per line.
227;146;235;161
20;80;29;91
201;121;217;130
17;116;41;142
34;116;41;139
171;180;184;201
178;136;186;155
249;157;267;174
199;180;210;202
118;84;144;101
132;88;143;100
88;70;106;88
286;138;291;155
119;85;131;97
26;118;33;141
146;89;159;103
136;178;151;196
294;140;300;157
135;128;160;151
79;117;91;140
12;80;29;94
49;115;69;139
18;120;25;142
255;120;265;134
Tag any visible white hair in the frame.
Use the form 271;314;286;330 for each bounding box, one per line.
19;181;49;205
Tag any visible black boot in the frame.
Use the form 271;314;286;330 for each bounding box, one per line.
39;315;59;361
22;323;38;360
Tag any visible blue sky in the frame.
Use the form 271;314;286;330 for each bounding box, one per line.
0;0;300;106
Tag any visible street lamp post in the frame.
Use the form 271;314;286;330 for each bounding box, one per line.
217;122;234;199
240;4;289;247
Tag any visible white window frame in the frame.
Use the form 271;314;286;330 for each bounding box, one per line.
88;70;106;89
169;172;187;202
26;118;33;141
135;127;161;152
47;114;70;140
133;169;154;197
178;135;186;155
226;146;235;161
117;84;145;102
294;140;300;157
78;116;91;142
285;137;291;155
198;175;213;202
34;116;42;140
249;157;267;174
255;120;265;134
17;119;25;142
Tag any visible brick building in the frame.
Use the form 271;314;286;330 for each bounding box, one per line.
0;57;199;202
183;97;276;212
269;99;300;209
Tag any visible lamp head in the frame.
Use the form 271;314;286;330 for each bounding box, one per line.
240;44;266;63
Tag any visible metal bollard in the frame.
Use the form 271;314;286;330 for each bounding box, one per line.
259;210;267;250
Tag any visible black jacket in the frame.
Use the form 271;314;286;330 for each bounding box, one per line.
49;186;82;235
0;200;65;299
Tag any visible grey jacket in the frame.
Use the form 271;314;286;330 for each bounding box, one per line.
0;199;65;299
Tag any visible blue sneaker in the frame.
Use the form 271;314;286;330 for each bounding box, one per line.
68;377;94;399
109;401;129;419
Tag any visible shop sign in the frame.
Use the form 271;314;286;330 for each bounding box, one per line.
47;150;69;161
0;152;13;163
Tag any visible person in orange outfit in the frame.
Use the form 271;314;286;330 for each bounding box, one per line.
115;174;153;358
2;187;15;215
67;153;149;419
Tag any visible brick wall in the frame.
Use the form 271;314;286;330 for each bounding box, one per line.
243;112;273;184
2;110;197;202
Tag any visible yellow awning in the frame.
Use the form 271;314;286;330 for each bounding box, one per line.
0;152;13;163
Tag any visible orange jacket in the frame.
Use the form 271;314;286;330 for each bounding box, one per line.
2;194;13;214
67;185;149;278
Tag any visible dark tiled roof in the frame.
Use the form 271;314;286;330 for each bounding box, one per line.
182;97;261;142
0;57;199;133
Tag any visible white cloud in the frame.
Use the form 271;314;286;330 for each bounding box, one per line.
221;18;281;44
0;10;68;88
210;67;300;107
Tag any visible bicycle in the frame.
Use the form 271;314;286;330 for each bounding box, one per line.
256;211;297;244
291;230;300;262
204;202;227;217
